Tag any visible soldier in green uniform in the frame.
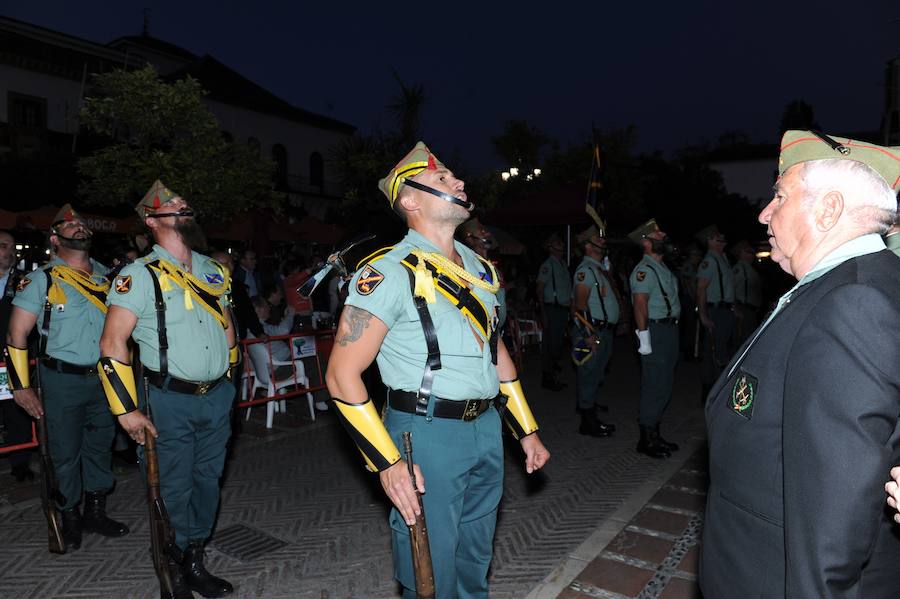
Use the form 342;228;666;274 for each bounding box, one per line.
536;233;571;390
98;181;237;599
5;205;129;551
571;225;617;438
458;217;507;330
730;240;762;344
628;219;681;459
695;225;735;401
326;142;549;599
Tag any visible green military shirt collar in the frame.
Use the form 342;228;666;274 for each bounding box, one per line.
45;256;107;277
884;232;900;253
799;233;886;287
582;256;602;270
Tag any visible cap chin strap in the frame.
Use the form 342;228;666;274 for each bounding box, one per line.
402;179;473;210
145;210;196;219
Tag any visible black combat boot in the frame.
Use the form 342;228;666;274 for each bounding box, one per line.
61;507;82;550
182;541;234;597
158;546;194;599
636;426;671;459
578;410;614;437
82;491;130;537
655;425;679;452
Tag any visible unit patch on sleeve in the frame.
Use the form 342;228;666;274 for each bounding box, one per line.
730;371;757;420
356;264;384;295
577;272;586;282
16;278;31;292
114;275;132;294
701;261;709;269
636;271;646;282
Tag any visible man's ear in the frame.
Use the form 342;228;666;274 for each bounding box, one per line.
396;192;420;214
816;191;844;231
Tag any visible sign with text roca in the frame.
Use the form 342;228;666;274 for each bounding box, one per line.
291;335;317;359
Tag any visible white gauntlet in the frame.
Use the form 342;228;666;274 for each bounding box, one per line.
635;329;652;355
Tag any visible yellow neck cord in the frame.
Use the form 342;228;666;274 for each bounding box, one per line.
48;265;110;313
410;250;500;304
150;259;229;326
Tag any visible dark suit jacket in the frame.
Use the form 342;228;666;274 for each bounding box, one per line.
700;250;900;599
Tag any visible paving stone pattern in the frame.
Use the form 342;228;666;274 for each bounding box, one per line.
0;338;707;598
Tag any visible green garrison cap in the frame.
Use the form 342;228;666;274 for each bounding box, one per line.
378;142;445;206
137;180;180;218
627;219;659;244
694;224;721;244
576;225;604;244
779;130;900;190
52;203;84;228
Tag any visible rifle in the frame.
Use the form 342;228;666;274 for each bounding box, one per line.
34;363;65;554
144;377;175;597
401;432;435;599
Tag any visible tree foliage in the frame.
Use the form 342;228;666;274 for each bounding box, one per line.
77;65;280;221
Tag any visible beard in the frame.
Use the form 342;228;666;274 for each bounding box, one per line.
56;235;92;251
650;238;673;256
175;218;208;251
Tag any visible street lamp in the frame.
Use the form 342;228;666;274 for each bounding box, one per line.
500;166;542;182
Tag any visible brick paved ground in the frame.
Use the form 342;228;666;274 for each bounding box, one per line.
0;337;707;598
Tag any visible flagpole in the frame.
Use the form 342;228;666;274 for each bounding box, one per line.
566;225;571;266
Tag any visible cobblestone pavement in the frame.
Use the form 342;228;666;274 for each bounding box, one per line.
0;337;707;598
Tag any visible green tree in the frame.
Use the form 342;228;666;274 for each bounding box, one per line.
77;65;279;221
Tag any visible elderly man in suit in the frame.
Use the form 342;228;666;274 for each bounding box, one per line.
700;131;900;598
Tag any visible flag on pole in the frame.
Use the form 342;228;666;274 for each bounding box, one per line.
585;130;607;232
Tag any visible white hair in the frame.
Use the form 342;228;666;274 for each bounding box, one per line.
801;159;898;234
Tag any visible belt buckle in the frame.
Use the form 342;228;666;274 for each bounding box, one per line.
462;400;480;422
194;381;212;395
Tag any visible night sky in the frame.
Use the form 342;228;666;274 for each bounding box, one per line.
6;1;899;173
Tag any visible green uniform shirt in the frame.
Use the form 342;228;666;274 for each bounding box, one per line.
696;251;734;303
345;229;500;400
107;244;231;382
13;258;109;366
629;255;681;319
884;232;900;258
574;256;619;324
537;256;572;306
732;261;762;308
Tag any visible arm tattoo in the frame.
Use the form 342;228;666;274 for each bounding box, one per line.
338;306;374;346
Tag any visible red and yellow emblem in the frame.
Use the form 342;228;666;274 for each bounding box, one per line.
16;278;31;292
576;272;586;282
636;271;646;282
356;265;384;295
115;275;132;294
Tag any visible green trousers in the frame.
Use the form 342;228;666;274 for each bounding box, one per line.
541;304;569;376
42;365;115;510
575;328;614;411
385;402;504;599
701;306;735;387
639;322;679;427
139;378;233;549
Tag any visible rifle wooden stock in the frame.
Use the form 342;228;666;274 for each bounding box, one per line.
402;432;434;599
144;379;175;597
35;365;65;554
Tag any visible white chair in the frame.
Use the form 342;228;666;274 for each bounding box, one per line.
244;342;315;428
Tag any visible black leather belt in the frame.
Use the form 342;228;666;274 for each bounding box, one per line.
41;357;97;376
589;320;617;331
145;370;223;395
707;302;733;309
388;389;500;421
649;317;679;325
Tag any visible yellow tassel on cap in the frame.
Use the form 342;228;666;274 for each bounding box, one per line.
413;257;436;304
47;282;67;305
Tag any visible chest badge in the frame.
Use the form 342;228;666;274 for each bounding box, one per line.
730;371;757;419
356;264;384;295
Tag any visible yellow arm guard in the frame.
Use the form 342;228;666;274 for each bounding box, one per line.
98;357;139;416
4;345;30;390
499;378;539;439
331;397;401;472
229;344;240;367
